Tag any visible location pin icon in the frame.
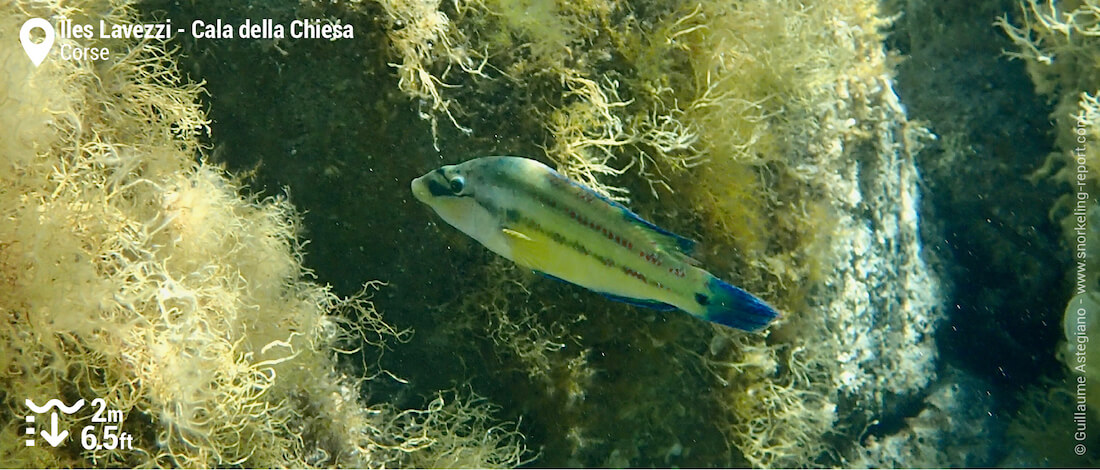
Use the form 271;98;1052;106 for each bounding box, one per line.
20;18;55;67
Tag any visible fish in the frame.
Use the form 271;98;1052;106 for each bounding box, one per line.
410;156;779;332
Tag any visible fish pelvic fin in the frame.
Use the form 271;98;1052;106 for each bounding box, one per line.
696;276;779;332
599;292;679;311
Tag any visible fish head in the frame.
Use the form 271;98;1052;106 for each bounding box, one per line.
411;162;478;223
411;163;471;204
411;159;513;257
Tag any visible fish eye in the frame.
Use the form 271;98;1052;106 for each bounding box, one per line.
449;175;465;194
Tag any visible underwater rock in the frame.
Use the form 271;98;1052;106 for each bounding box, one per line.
364;0;948;466
851;367;1000;467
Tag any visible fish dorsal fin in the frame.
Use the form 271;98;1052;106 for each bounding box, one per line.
548;166;700;262
618;207;700;263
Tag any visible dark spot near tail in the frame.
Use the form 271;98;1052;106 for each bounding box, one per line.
695;293;709;305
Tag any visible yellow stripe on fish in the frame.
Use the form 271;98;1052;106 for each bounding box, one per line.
411;156;778;332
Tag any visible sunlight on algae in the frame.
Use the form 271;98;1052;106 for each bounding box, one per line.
0;0;525;467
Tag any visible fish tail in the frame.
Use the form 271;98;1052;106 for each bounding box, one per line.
696;276;779;332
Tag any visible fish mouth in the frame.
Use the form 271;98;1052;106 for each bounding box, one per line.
410;174;431;203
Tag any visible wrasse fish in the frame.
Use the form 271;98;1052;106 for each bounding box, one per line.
410;156;778;332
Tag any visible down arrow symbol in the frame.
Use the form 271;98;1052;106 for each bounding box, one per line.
40;412;68;447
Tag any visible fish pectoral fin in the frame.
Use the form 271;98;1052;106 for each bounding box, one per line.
501;226;552;270
501;228;533;242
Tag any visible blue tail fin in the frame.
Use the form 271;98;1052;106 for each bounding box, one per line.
697;276;779;332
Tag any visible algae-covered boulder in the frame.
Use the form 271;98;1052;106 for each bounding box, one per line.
879;0;1096;466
